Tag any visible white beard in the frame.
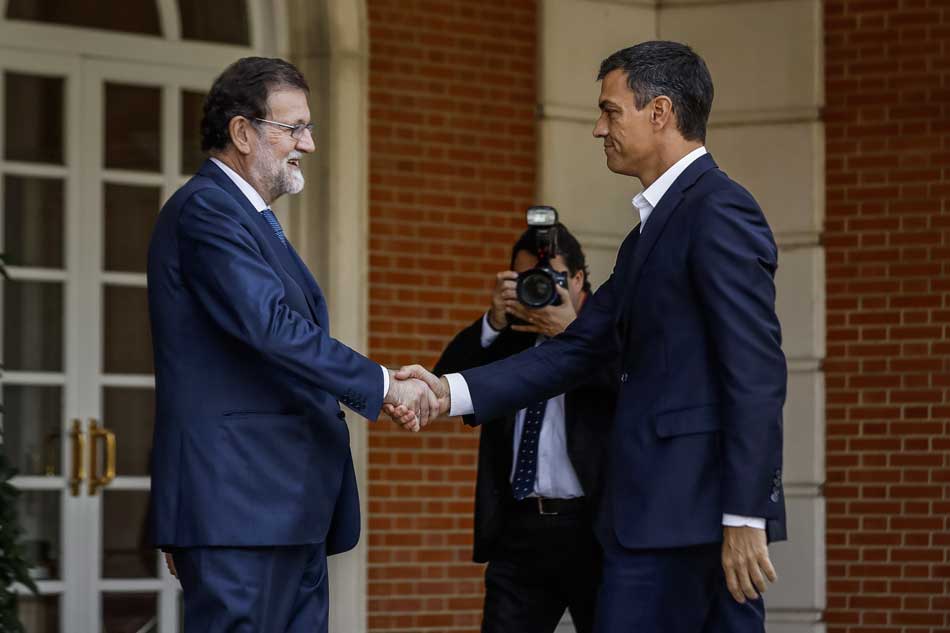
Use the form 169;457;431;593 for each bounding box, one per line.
252;140;304;201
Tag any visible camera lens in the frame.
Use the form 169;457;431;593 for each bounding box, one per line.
517;270;556;308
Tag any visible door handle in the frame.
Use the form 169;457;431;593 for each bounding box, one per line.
88;419;116;495
69;419;86;496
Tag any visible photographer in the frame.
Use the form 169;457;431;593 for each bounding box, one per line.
434;220;617;633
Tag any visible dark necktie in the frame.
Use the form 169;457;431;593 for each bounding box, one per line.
260;208;288;247
511;399;548;500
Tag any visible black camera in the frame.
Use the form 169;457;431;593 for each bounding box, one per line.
516;206;568;308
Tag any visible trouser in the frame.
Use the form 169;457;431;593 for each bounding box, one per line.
594;529;766;633
481;503;601;633
173;543;329;633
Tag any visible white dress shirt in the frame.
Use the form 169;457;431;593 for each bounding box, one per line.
209;157;391;401
632;146;707;232
480;314;584;499
446;147;766;529
210;157;269;212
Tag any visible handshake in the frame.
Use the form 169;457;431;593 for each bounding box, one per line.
382;366;452;432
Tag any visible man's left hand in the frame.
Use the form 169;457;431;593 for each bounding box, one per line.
507;286;576;337
722;526;777;603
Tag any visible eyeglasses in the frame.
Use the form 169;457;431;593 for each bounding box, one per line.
254;117;314;140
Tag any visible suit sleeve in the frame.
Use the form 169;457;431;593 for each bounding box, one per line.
434;316;534;376
176;187;384;419
689;189;787;520
460;271;621;425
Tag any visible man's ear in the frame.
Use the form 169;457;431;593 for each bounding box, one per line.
228;116;254;155
651;96;674;130
570;269;585;293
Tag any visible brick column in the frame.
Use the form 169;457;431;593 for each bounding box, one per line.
366;1;537;631
825;1;950;630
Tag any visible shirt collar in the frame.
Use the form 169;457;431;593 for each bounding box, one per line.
210;157;269;212
631;146;707;230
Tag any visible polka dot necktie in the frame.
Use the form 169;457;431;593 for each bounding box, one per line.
511;399;547;500
261;208;288;247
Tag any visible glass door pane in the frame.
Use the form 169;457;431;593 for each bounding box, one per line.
4;175;65;268
4;72;64;164
102;490;156;579
101;386;156;581
104;83;161;172
102;593;159;633
6;0;163;36
179;90;206;175
1;385;63;476
3;279;64;371
103;184;159;273
17;594;60;633
16;490;62;581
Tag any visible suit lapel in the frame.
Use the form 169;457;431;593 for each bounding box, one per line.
198;160;325;327
619;154;718;327
287;244;329;328
250;212;324;326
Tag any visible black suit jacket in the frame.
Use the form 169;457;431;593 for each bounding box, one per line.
434;315;617;563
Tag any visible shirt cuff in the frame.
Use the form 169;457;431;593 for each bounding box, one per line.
480;313;502;348
445;373;474;417
381;365;390;401
722;514;766;530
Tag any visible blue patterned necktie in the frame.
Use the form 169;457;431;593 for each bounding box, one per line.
511;399;548;500
260;208;288;247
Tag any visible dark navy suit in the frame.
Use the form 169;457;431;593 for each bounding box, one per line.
147;160;382;632
458;154;787;632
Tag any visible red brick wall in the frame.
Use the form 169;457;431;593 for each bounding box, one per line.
366;1;537;631
825;1;950;631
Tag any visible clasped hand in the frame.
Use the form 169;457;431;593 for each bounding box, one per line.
383;367;451;432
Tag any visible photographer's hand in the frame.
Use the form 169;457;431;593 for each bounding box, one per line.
490;271;519;330
508;285;576;337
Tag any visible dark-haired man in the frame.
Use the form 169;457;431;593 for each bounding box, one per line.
147;57;435;633
434;225;616;633
392;41;787;633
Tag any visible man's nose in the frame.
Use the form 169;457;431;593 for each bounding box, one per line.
593;115;607;138
296;129;316;153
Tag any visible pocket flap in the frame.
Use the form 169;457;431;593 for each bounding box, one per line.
655;404;720;438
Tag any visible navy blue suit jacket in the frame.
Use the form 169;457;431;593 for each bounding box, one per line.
461;154;788;548
147;160;382;554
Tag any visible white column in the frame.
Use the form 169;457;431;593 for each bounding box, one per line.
281;2;371;632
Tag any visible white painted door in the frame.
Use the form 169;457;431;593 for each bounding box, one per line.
2;49;215;633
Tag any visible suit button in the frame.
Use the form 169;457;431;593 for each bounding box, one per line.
620;372;628;383
770;490;780;503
